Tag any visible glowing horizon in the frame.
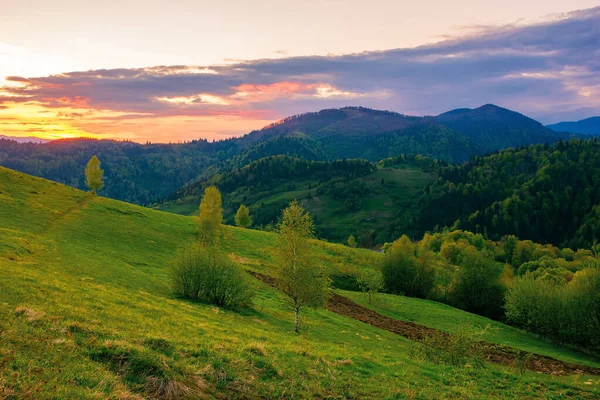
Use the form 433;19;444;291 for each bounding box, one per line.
1;2;600;143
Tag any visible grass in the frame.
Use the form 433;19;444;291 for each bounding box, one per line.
1;165;600;399
341;291;600;368
160;164;435;244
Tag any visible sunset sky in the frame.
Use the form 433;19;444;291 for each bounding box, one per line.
1;1;599;142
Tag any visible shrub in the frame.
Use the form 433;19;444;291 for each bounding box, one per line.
505;269;600;353
451;246;504;318
410;325;487;368
170;245;253;310
504;276;559;337
382;235;436;298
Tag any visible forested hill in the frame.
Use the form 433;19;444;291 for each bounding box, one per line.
0;104;573;205
239;105;570;161
437;104;564;151
160;154;441;244
416;138;600;248
547;116;600;135
0;138;240;204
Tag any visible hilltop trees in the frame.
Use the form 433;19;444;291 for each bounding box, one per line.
198;186;223;245
85;155;104;194
275;200;329;333
417;139;600;248
234;204;252;228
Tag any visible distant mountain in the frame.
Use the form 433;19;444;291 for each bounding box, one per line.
547;117;600;135
240;105;571;162
238;107;474;162
0;105;575;206
0;135;50;143
437;104;564;152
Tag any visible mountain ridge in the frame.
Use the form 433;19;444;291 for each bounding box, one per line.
547;116;600;135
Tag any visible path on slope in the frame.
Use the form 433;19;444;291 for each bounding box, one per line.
248;270;600;376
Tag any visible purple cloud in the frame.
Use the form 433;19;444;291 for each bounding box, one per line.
1;6;599;124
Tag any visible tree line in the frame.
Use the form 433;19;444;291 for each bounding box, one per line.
417;139;600;249
360;229;600;353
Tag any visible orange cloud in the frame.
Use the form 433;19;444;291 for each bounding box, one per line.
232;81;319;102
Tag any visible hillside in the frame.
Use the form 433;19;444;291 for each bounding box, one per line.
0;138;240;204
160;155;441;244
0;105;574;206
548;116;600;135
416;138;600;248
437;104;564;152
2;166;600;398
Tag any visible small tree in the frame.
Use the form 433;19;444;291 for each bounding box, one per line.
357;268;384;304
234;204;252;228
275;200;329;333
347;234;357;248
198;186;222;246
85;155;104;194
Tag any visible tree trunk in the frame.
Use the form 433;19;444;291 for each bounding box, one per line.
295;305;300;333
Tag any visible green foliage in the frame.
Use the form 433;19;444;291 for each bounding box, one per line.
275;200;329;332
418;139;600;248
347;234;357;248
2;166;600;399
411;325;487;368
170;244;253;310
505;268;600;353
84;155;104;194
381;235;436;298
0;137;239;204
356;268;384;304
163;155;435;244
198;186;223;246
234;204;252;228
451;246;505;319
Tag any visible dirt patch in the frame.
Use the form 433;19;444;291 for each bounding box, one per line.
248;270;600;376
229;253;251;265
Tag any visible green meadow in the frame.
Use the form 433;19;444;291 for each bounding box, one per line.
1;165;599;399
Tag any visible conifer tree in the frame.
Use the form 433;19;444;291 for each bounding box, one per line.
85;155;104;194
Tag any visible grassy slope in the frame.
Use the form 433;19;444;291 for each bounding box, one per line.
341;291;600;368
1;166;599;399
161;164;434;243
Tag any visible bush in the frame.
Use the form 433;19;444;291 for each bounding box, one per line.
381;235;436;298
504;276;559;337
451;246;504;319
410;325;487;368
505;268;600;353
170;245;253;310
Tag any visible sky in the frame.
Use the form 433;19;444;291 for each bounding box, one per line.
1;1;599;142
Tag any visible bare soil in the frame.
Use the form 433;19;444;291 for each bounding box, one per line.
248;270;600;376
